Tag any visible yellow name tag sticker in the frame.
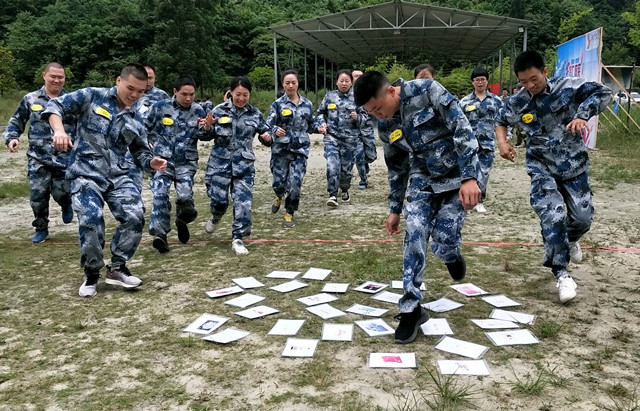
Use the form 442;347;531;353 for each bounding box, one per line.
31;104;43;112
522;113;534;124
95;106;111;119
328;103;337;109
390;129;403;142
281;109;292;116
466;105;476;112
162;117;174;126
218;116;231;124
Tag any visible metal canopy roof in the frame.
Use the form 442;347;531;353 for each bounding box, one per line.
269;0;532;64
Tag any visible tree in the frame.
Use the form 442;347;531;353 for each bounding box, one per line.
623;1;640;47
0;45;17;95
248;66;275;90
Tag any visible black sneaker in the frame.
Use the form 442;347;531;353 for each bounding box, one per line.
445;255;466;281
393;305;429;344
176;220;190;243
152;234;170;253
341;190;350;202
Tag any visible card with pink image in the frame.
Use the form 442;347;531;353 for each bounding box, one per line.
368;353;417;368
449;283;488;297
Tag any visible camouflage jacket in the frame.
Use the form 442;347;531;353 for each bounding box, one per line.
460;90;502;151
316;89;363;140
266;93;316;157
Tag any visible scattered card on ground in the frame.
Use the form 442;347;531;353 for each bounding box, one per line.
391;280;426;291
449;283;489;297
205;285;243;298
224;293;265;308
235;305;279;319
268;319;305;336
322;282;350;293
302;267;332;280
354;281;388;294
321;323;354;341
355;318;395;337
371;291;403;304
471;319;520;329
202;328;250;344
232;276;264;289
434;336;489;359
346;303;388;317
490;309;536;325
182;313;229;335
486;329;540;346
437;360;491;376
270;280;308;293
421;318;454;336
282;338;319;358
306;303;346;320
422;297;463;313
368;353;417;368
481;294;521;308
297;293;338;306
267;319;305;336
266;270;301;279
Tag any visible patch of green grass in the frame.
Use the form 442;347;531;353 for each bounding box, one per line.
506;366;548;396
417;368;479;410
600;384;640;411
0;179;29;199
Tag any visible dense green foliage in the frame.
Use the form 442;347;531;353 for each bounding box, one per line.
1;0;639;93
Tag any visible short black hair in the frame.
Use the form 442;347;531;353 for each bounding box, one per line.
281;68;299;82
353;71;389;107
142;63;156;74
336;69;352;81
471;67;489;81
43;62;64;73
173;76;196;91
120;63;148;81
230;76;252;93
514;50;545;75
414;64;435;79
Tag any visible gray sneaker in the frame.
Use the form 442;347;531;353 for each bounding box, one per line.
105;265;142;289
79;273;100;297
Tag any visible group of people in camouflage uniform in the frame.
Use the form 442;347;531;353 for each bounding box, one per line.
5;51;612;348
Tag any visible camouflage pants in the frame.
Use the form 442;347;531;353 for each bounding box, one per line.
206;169;254;240
271;152;307;215
399;185;466;313
125;151;144;194
476;148;495;200
354;133;377;183
149;169;197;237
71;175;145;273
530;170;593;277
324;137;356;196
27;157;71;231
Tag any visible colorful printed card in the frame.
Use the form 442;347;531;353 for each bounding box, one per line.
182;314;229;335
449;283;489;297
205;285;243;298
368;353;417;368
302;267;332;280
282;338;319;357
353;281;388;294
355;319;395;337
321;323;354;341
345;304;388;317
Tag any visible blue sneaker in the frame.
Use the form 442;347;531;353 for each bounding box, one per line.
32;230;50;243
62;204;74;224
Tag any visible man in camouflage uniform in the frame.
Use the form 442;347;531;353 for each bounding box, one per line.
146;76;214;253
355;71;481;344
128;64;170;194
496;50;611;304
204;76;271;255
460;67;503;213
3;62;76;243
43;64;168;298
266;68;316;228
352;69;378;189
316;69;363;206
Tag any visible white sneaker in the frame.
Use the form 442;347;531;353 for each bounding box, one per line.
556;276;577;303
205;217;218;234
79;274;99;297
232;239;248;255
326;196;338;207
473;203;487;213
569;241;583;263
